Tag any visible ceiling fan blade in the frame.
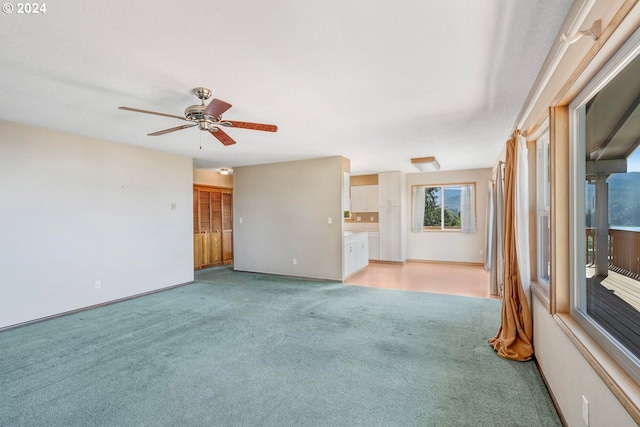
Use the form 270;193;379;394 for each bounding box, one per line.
148;123;197;136
119;106;187;121
204;98;232;118
209;127;237;146
226;121;278;132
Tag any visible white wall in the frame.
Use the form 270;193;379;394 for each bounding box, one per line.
193;168;233;187
233;157;345;280
0;120;194;329
532;297;637;426
406;168;491;264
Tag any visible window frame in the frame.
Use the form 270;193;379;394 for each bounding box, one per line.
417;183;476;232
536;128;551;289
568;26;640;385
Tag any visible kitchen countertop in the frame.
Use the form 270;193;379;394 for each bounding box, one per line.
344;230;369;236
343;224;379;232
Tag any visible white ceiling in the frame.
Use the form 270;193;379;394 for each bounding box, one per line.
0;0;573;175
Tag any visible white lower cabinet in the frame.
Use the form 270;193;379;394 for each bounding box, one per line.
368;231;379;260
344;232;369;277
379;206;404;262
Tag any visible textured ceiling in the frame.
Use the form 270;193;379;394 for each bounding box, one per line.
0;0;573;174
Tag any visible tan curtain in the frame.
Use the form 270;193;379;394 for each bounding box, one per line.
489;135;534;361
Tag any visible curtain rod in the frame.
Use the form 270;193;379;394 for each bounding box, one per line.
513;0;596;130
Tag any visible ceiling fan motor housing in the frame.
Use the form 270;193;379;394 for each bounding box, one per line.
185;104;209;121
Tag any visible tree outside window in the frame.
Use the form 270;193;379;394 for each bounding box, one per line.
423;186;462;230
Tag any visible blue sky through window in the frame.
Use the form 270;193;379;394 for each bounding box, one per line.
629;148;640;171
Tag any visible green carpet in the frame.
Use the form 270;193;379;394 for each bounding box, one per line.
0;267;560;426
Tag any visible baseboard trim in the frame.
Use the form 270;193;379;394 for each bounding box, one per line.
369;260;406;265
406;259;484;267
231;268;342;283
0;280;195;333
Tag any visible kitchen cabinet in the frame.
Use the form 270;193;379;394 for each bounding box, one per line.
351;185;378;212
368;231;379;260
344;231;369;277
377;171;406;262
343;172;351;214
378;171;403;207
379;207;403;261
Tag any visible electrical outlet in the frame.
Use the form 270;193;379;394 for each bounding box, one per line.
370;216;374;221
327;217;332;224
95;280;101;289
582;395;589;426
292;259;297;265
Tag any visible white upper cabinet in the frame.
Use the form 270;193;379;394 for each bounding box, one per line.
343;172;351;213
351;185;378;212
378;171;403;207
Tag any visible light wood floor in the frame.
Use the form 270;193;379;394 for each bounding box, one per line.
345;261;500;300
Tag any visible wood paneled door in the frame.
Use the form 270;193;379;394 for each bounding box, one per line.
194;186;233;270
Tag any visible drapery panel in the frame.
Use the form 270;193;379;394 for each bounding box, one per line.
515;134;531;298
411;186;426;233
460;184;477;233
489;135;534;361
485;181;494;271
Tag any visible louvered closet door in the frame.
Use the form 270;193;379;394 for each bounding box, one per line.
193;186;233;270
193;188;201;269
222;191;233;265
198;188;214;268
210;191;223;266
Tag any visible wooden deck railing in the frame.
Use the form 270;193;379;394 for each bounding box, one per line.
585;228;596;266
610;229;640;279
586;228;640;278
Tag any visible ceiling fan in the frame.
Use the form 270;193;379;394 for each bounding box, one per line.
119;87;277;146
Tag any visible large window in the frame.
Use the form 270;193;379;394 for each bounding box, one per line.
570;32;640;383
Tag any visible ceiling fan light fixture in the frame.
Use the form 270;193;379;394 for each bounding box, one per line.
411;156;440;172
198;120;212;131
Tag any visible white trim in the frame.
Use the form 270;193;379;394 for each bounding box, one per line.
535;122;551;287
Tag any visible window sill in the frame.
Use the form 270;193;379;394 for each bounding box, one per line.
530;280;551;312
553;313;640;425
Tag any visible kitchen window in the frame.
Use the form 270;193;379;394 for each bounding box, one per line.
412;184;476;232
